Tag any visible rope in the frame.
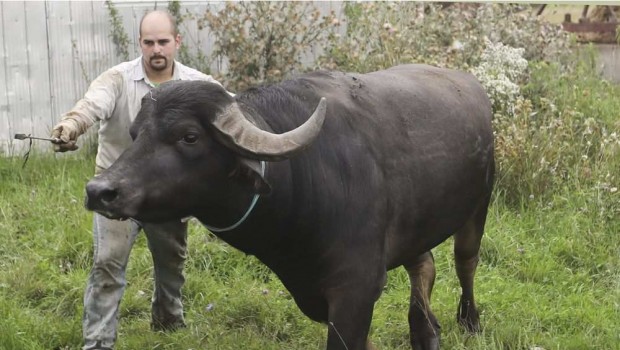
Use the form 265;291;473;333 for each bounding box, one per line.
21;135;33;169
203;161;266;233
328;322;349;350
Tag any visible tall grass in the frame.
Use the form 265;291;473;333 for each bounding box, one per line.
497;49;620;217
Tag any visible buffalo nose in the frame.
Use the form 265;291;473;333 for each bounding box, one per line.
85;178;119;208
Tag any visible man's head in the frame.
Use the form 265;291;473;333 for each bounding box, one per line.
139;10;180;73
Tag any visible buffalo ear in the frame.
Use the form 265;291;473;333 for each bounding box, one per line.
234;158;271;195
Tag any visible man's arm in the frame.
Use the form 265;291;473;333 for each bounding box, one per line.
51;69;123;152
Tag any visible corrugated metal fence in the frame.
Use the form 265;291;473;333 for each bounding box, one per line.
2;1;114;155
0;1;342;156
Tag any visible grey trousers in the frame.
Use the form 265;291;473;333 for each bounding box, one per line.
82;213;188;350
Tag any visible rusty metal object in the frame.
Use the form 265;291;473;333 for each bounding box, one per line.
560;6;619;43
562;21;618;33
14;133;63;144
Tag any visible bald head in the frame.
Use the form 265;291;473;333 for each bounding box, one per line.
139;10;181;78
139;10;178;37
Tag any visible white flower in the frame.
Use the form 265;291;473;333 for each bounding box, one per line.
471;39;528;117
451;40;464;51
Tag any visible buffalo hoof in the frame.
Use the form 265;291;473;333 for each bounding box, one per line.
411;336;440;350
457;298;480;333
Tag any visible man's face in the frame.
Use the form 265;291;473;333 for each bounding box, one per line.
139;18;180;72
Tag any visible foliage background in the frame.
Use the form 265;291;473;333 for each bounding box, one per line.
1;2;618;350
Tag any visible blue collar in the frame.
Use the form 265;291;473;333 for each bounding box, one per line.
203;161;265;233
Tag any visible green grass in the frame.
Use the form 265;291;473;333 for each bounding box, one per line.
0;147;618;350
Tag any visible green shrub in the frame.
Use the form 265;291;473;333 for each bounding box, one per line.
201;2;336;91
496;48;619;217
106;0;131;62
471;39;529;115
319;3;572;72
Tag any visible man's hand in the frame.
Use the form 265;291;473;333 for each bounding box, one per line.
51;119;80;152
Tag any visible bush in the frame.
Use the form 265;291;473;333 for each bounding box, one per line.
201;2;336;91
318;3;573;73
496;48;620;217
471;39;529;115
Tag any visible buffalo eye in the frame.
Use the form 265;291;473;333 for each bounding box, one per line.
181;133;199;144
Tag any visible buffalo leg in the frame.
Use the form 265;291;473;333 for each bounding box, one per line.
405;251;440;350
453;204;488;333
325;283;382;350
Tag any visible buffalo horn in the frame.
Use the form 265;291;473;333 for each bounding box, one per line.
211;97;326;161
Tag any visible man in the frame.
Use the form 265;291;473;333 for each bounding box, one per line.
51;10;225;350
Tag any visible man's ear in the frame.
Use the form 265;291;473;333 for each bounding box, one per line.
175;34;182;49
232;158;271;195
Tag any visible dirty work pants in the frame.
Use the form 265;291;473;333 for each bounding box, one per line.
82;213;188;350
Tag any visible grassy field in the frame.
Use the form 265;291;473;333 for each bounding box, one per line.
0;151;618;350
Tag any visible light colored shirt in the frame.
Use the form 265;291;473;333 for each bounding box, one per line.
62;57;223;171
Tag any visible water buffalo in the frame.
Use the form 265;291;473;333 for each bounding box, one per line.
85;64;494;350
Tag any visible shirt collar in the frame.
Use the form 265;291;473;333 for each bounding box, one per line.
131;56;180;86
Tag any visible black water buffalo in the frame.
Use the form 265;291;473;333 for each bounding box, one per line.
85;64;494;350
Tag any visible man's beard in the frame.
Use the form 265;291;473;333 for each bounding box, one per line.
149;56;168;71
